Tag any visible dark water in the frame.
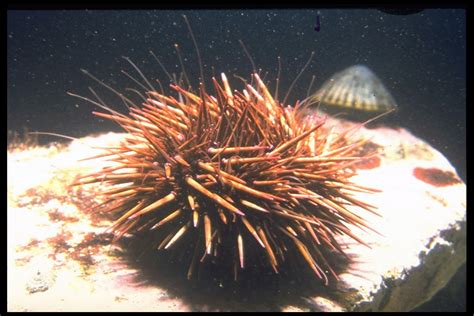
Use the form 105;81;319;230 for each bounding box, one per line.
7;8;466;312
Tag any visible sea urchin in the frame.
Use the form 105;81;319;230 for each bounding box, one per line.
72;72;379;285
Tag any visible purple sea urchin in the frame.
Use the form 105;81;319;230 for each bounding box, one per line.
72;71;380;285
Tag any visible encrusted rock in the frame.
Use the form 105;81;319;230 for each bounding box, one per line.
7;119;465;311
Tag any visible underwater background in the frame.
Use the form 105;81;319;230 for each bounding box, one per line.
7;8;466;312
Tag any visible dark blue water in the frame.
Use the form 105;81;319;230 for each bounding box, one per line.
7;9;466;312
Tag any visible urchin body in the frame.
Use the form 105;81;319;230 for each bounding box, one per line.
74;73;378;284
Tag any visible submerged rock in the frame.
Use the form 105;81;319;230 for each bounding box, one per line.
7;117;465;311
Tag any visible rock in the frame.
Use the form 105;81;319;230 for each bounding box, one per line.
7;122;466;311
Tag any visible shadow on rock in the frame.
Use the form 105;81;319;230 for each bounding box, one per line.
115;234;351;312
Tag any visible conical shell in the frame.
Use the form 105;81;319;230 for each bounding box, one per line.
311;65;397;115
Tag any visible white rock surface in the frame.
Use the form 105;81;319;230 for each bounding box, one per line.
7;124;466;312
